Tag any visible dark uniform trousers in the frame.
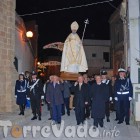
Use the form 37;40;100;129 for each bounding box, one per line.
105;101;110;118
27;79;43;119
117;95;130;123
102;80;111;120
114;77;133;124
115;100;120;120
30;96;41;117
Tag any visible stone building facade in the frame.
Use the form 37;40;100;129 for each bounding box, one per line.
15;14;36;73
0;0;37;112
83;39;111;75
109;6;125;75
109;0;140;83
0;0;18;112
128;0;140;83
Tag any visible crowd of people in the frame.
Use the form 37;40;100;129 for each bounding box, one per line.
15;68;133;129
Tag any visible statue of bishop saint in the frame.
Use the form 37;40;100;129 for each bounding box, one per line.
60;21;88;73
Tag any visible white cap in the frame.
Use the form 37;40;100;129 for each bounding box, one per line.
19;72;24;75
71;21;79;31
118;68;126;72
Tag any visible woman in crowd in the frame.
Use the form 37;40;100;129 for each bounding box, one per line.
15;73;27;115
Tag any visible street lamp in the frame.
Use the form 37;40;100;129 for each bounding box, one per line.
26;31;33;38
22;31;33;42
37;62;41;65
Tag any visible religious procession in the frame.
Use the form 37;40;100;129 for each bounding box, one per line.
14;21;133;130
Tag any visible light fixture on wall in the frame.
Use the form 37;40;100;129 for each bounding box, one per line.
22;31;33;42
26;31;33;38
37;62;41;65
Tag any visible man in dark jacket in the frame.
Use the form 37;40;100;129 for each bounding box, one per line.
84;77;91;119
44;75;54;120
73;75;89;125
61;80;72;116
27;71;44;121
91;75;109;128
46;75;64;124
101;70;112;122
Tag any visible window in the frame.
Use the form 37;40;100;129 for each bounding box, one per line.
92;53;96;57
103;52;110;62
138;68;140;83
13;57;18;72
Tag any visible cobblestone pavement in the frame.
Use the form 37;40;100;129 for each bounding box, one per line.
0;105;140;140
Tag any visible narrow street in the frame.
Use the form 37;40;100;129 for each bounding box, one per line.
0;105;140;140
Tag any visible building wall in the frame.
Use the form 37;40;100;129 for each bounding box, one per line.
109;0;140;83
25;21;38;70
109;6;125;75
0;0;18;112
15;14;35;73
0;1;36;112
83;39;111;75
25;21;38;58
128;0;140;83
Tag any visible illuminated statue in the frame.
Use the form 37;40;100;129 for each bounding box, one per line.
60;21;88;73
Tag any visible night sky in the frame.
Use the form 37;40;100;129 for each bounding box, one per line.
16;0;122;61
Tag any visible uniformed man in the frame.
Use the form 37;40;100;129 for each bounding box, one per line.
114;68;133;125
25;71;30;82
27;71;44;121
101;70;112;122
25;71;31;109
